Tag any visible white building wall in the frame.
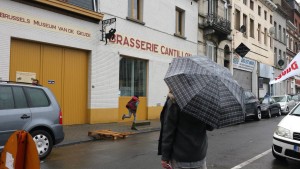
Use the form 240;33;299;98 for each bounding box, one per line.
97;0;198;108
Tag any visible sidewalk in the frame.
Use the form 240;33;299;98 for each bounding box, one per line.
56;119;161;147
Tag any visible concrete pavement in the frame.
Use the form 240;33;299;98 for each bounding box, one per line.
56;119;161;147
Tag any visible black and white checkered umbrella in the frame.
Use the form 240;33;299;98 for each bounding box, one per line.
164;56;245;129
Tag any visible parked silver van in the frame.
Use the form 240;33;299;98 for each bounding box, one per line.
0;81;64;159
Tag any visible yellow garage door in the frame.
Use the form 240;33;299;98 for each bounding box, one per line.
10;39;88;125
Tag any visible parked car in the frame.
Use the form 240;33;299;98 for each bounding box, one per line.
259;97;281;118
244;91;261;120
0;81;64;159
272;95;296;114
272;104;300;161
291;94;300;105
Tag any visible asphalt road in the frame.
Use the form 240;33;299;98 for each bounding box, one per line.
41;115;300;169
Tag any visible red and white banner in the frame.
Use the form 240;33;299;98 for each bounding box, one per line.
270;52;300;84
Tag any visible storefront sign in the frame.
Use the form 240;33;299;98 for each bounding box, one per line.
0;9;91;38
233;54;255;72
110;34;193;57
270;52;300;84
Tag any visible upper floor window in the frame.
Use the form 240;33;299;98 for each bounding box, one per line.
274;22;277;39
175;7;185;37
264;28;267;45
235;9;241;30
264;11;267;20
64;0;98;11
283;28;286;44
208;0;217;14
250;19;254;38
258;5;261;16
279;25;282;42
243;0;247;5
270;15;272;24
258;24;261;42
206;41;217;62
128;0;143;21
250;0;254;10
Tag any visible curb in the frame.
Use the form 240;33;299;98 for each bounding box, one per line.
55;127;161;148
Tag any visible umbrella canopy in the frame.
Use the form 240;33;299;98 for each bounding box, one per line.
164;56;245;128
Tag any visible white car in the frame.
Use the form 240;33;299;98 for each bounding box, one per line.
272;95;296;114
272;105;300;161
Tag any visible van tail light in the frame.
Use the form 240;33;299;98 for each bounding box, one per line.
59;110;63;125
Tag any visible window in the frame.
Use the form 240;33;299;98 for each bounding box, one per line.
250;19;254;38
235;9;241;30
128;0;143;21
283;28;286;44
270;15;272;24
258;24;261;42
12;87;27;109
25;88;50;107
264;11;267;20
206;41;217;62
287;35;290;49
264;28;267;45
209;0;217;14
274;47;277;64
224;0;229;20
250;0;254;10
274;22;277;39
119;57;147;97
175;7;185;36
65;0;97;11
279;49;282;59
243;14;247;36
243;0;247;5
279;25;282;42
258;5;261;16
0;86;14;110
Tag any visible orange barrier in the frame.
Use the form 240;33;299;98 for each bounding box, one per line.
0;130;40;169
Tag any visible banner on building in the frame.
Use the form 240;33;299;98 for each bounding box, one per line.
270;52;300;84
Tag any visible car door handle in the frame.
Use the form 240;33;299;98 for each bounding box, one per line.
20;114;30;119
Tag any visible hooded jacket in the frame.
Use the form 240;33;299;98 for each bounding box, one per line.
159;93;211;162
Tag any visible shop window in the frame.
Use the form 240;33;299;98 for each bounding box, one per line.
175;7;185;37
119;57;147;97
128;0;143;22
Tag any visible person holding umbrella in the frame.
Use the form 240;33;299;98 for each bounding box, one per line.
159;90;213;169
159;56;245;169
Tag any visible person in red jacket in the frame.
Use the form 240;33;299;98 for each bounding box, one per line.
122;95;139;130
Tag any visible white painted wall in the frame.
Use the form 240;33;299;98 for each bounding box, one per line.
0;0;198;111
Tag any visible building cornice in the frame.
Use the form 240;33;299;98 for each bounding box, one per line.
276;4;289;18
259;0;277;11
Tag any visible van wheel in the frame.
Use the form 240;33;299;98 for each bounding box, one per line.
30;130;53;160
255;108;261;121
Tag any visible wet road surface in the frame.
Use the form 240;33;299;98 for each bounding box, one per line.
41;115;300;169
